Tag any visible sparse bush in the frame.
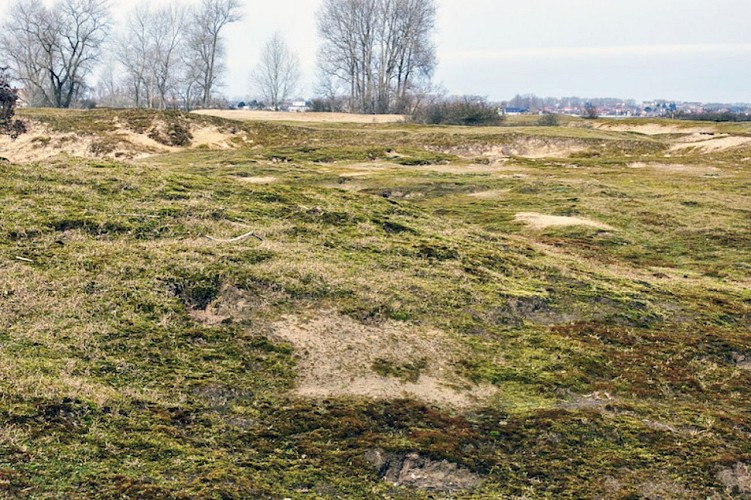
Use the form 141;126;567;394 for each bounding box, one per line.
583;102;599;119
77;99;97;110
412;95;504;126
0;68;26;139
538;113;559;126
166;122;192;146
147;119;193;147
309;97;345;113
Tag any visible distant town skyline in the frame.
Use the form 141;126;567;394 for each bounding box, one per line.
2;0;750;104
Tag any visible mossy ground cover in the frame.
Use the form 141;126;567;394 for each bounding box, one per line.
0;110;749;497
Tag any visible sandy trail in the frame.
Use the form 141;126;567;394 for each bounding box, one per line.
194;109;405;124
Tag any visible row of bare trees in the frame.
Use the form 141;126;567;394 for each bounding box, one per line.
316;0;437;114
248;0;437;114
1;0;437;113
115;0;241;110
0;0;242;109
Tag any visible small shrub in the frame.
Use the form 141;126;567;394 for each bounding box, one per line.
89;140;118;156
148;121;193;147
372;357;427;383
166;122;192;146
31;136;51;147
583;103;599;119
538;113;560;126
412;96;505;126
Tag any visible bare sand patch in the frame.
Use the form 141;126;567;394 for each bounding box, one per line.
627;162;720;175
234;175;278;184
511;140;587;159
190;125;235;149
0;122;93;162
468;189;509;199
194;109;405;124
339;170;380;178
445;140;585;160
114;128;177;156
272;312;496;408
670;135;751;152
598;123;713;135
515;212;613;230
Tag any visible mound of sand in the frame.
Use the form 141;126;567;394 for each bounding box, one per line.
272;312;496;408
0;120;238;163
515;212;613;230
0;122;96;163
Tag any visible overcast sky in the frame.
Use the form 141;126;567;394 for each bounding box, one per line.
4;0;751;103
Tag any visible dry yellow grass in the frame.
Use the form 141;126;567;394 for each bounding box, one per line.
193;108;406;123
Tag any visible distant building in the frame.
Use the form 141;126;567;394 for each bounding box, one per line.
287;100;310;112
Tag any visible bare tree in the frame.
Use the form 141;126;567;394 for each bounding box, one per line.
93;62;130;107
316;0;436;114
1;0;110;108
117;3;153;107
151;3;188;109
186;0;243;108
251;32;300;111
117;2;187;109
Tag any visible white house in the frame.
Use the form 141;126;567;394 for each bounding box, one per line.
287;100;309;113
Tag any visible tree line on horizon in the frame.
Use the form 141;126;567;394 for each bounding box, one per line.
0;0;439;115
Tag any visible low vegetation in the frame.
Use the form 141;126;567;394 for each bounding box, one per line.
0;108;749;497
412;96;505;126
